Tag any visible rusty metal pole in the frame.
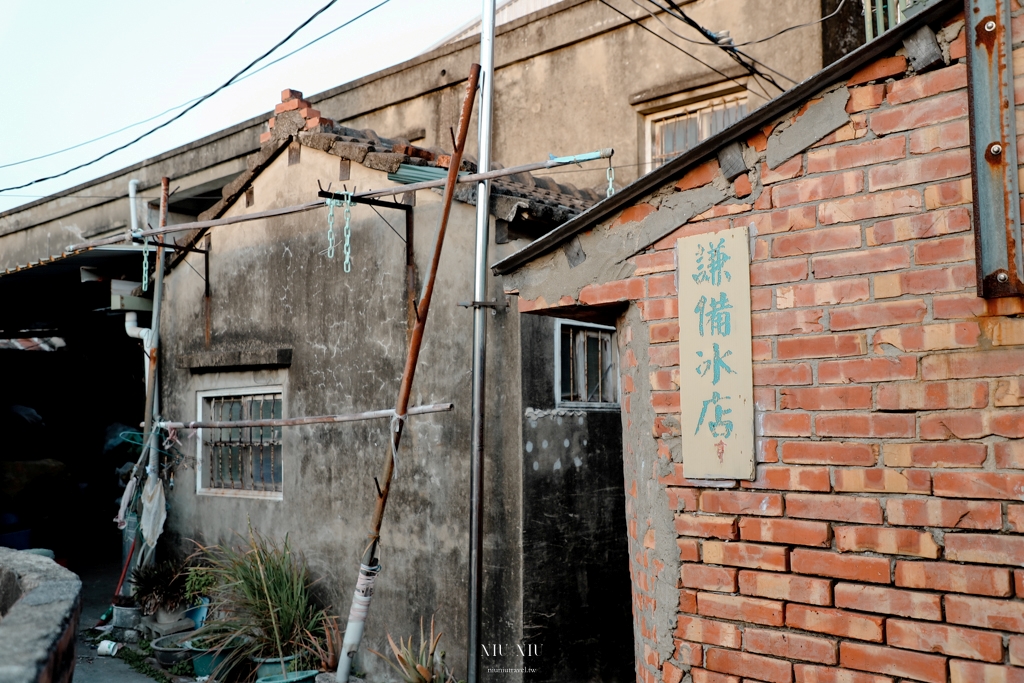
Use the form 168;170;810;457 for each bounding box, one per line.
336;64;481;683
141;178;169;474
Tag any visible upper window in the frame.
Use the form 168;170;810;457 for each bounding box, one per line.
649;93;748;168
196;387;283;499
555;320;619;409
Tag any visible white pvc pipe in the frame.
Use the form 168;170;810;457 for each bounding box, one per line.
124;312;153;394
128;179;141;238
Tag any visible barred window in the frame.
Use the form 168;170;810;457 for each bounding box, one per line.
650;93;748;168
197;389;283;497
555;320;619;408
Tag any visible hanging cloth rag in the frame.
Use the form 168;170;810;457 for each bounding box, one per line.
140;470;166;548
113;476;138;529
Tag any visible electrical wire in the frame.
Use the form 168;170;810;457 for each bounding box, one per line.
0;1;392;173
647;0;787;91
729;0;848;47
597;0;766;100
0;0;393;194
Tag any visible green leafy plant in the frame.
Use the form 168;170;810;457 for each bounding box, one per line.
184;565;217;605
130;561;187;616
370;616;460;683
192;525;330;679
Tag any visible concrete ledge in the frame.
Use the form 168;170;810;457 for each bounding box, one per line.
0;547;82;683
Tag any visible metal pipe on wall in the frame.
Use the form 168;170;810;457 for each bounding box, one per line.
467;2;495;681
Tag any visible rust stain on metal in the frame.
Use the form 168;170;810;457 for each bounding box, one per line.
975;15;997;50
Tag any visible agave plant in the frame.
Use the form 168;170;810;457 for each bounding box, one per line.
370;616;458;683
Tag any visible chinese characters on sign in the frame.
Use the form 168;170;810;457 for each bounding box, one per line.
677;227;755;479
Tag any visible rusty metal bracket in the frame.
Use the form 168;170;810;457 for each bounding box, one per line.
966;0;1024;296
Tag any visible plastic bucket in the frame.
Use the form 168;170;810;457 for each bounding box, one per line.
251;653;298;679
255;670;319;683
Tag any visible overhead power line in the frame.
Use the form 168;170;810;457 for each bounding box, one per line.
0;0;392;174
597;0;769;100
729;0;849;47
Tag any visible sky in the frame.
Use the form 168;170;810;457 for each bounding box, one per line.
0;0;484;214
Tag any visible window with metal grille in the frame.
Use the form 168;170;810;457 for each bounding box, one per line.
197;389;283;496
555;320;619;408
650;94;748;168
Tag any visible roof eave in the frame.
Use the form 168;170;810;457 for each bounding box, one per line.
490;0;960;276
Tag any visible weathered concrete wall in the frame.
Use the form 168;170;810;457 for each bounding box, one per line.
505;10;1024;683
0;547;81;683
0;0;826;275
160;146;525;680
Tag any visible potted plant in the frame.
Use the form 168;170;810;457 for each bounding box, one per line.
192;527;330;681
183;565;217;628
110;594;141;629
370;616;461;683
130;561;188;623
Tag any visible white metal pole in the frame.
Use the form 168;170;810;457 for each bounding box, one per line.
468;2;495;682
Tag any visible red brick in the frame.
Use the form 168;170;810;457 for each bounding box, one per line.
646;273;676;297
682;563;738;592
691;669;740;683
633;249;675;275
739;518;830;547
818;356;916;383
834;583;942;620
751;258;809;286
868;149;971;192
274;97;311;113
887;63;967;105
744;627;837;665
772;225;862;258
876;380;987;410
946;594;1024;633
698;592;785;626
753;310;824;336
813;246;910;278
807;136;905;173
873;322;981;352
1012;636;1024;667
649;321;679;343
773;171;864;208
702;541;788;572
983;318;1024;347
668;486;700;512
883;442;987;468
578;278;644;305
663;661;683;683
918;411;989;440
997;440;1024;468
946;534;1024;566
787;603;884;642
749;206;817;234
705;648;793;683
915;234;974;265
870;90;969;135
762;412;812;437
675;614;742;648
675;639;703;666
738;570;832;606
874;264;974;298
751;339;772;362
676;514;738;539
886;498;1002;529
846;83;886;113
793;665;894;683
781;442;876;466
1011;505;1024;532
676;159;720;191
742;466;831;492
948;27;965;59
849;56;908;86
819;189;922;224
791;548;890;583
1018;569;1024;598
680;588;698;612
832;467;930;492
280;88;303;101
839;642;946;683
615;203;658;227
640;297;678;320
777;280;871;309
761;156;804;184
949;661;1024;683
816;414;916;438
830;299;927;331
933;293;1024;319
652;391;680;413
909;119;971;155
751;287;773;310
652;217;734;250
933;471;1024;500
834;526;940;558
895;560;1011;597
887;619;1003;662
786;495;882;524
754;363;813;385
701;491;784;517
924;177;972;209
777;334;866;359
866;207;971;245
779;386;871;411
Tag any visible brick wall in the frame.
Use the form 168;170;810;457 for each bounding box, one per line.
516;8;1024;683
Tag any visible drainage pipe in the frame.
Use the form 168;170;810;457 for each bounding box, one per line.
467;3;495;682
128;179;140;242
124;312;154;395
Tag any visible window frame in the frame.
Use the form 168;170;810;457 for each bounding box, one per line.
553;319;620;411
195;384;285;500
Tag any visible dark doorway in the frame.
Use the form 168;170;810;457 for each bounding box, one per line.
519;312;633;683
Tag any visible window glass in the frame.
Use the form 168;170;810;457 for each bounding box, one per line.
556;321;618;407
652;94;748;167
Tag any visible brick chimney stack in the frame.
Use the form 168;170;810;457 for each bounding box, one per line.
260;89;334;144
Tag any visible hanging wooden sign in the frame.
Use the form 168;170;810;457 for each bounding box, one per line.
676;226;755;480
